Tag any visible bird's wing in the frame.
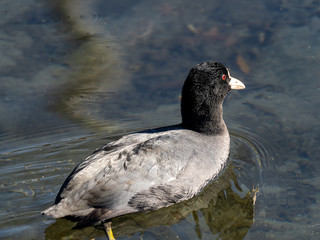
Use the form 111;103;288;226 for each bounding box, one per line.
55;130;198;214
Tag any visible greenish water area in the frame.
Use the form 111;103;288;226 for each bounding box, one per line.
1;0;319;239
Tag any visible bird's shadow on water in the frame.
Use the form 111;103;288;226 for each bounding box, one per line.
44;146;258;240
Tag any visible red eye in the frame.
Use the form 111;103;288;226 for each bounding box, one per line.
222;74;227;80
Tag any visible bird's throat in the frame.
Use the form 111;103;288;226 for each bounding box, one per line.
182;103;226;135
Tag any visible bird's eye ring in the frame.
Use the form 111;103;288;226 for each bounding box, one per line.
222;74;227;81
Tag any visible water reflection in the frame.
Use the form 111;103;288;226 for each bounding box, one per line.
48;0;132;131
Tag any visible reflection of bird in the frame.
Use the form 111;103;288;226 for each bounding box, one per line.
42;61;245;239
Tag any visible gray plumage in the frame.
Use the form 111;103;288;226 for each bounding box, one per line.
42;61;245;226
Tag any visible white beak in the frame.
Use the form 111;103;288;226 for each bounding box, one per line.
229;76;245;90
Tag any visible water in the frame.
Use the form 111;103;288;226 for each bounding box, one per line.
1;0;320;239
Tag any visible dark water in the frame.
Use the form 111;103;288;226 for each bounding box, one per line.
1;0;320;239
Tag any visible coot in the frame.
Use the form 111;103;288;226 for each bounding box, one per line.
42;61;245;239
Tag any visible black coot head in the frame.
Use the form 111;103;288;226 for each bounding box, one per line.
180;61;245;134
182;61;232;102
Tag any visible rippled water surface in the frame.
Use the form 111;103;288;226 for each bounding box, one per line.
1;0;320;239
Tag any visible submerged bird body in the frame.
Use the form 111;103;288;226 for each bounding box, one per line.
42;61;245;227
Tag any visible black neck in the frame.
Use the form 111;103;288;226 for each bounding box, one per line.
181;101;226;135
